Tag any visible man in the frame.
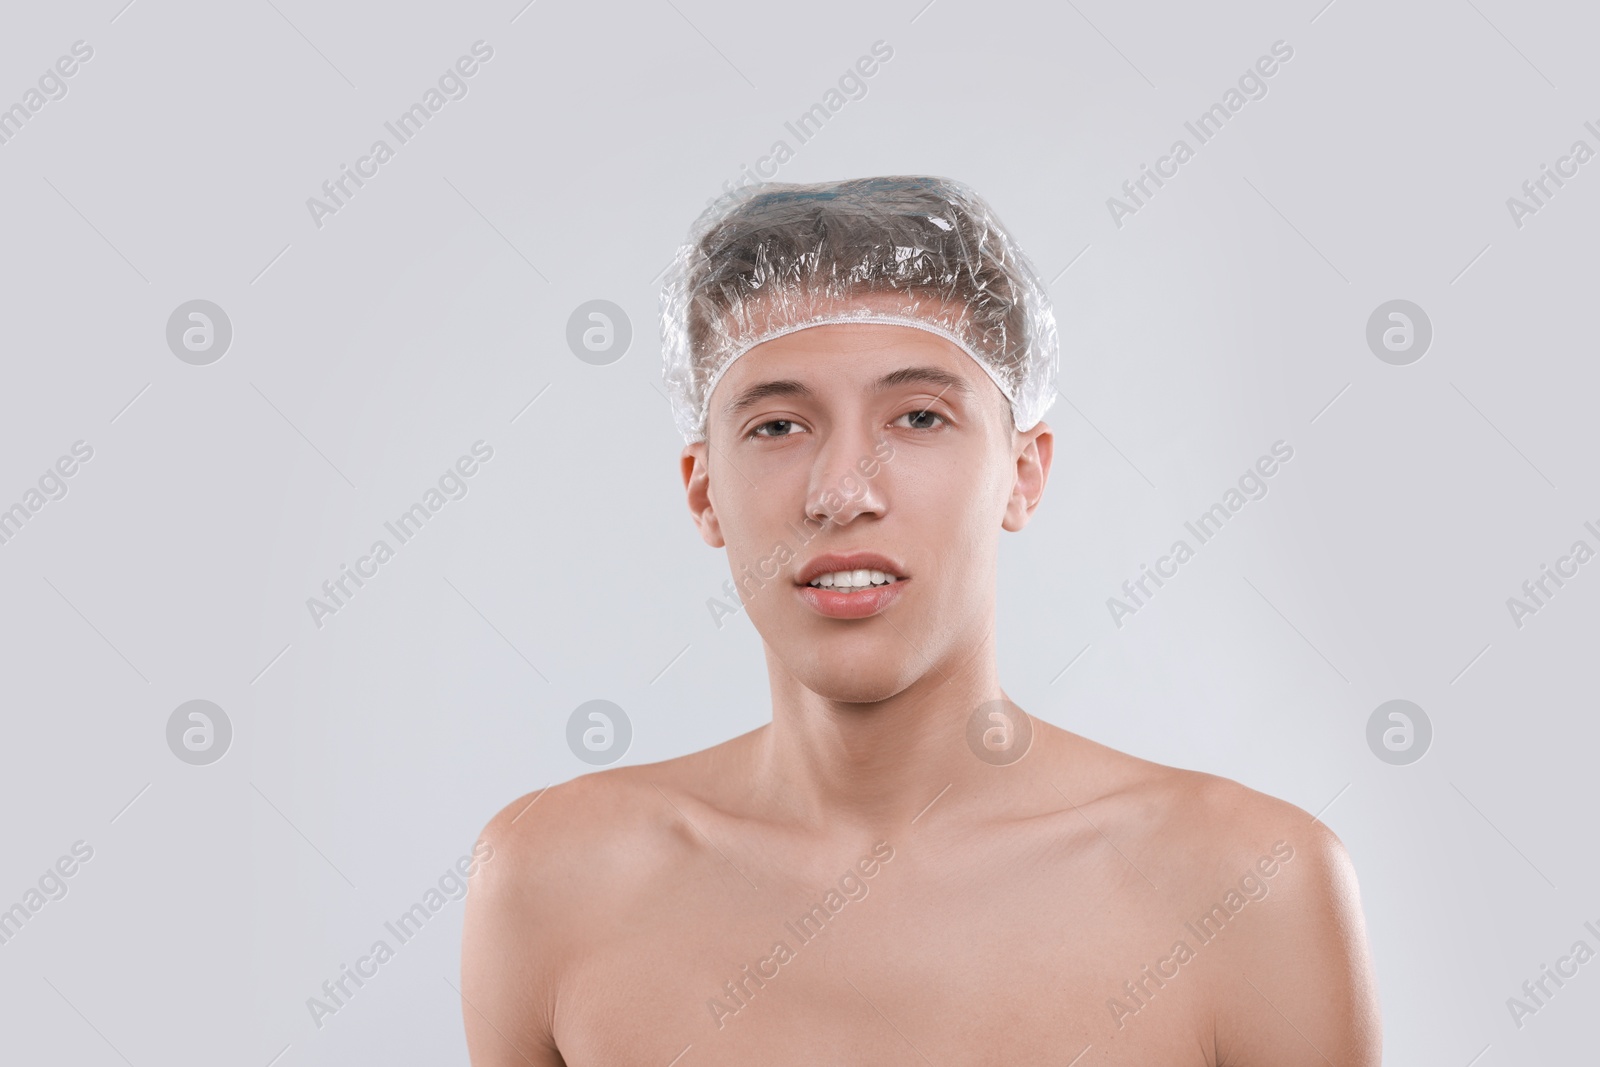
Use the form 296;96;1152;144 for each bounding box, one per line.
460;176;1382;1065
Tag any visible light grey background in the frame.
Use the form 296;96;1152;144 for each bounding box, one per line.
1;0;1595;1063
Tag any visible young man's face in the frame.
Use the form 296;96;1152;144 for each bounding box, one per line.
681;321;1053;705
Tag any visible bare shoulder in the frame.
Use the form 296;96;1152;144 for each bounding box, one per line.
1156;763;1365;937
1052;730;1382;1064
1050;727;1354;889
465;729;758;941
477;764;668;874
459;743;741;1066
1186;776;1382;1065
469;748;721;924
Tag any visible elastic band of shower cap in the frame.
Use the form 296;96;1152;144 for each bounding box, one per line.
693;313;1026;441
659;174;1060;445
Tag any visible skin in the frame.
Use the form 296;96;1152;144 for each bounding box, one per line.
460;323;1383;1065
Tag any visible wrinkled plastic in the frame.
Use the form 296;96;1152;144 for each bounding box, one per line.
660;175;1059;443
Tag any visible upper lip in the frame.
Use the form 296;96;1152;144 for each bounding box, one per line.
795;552;909;586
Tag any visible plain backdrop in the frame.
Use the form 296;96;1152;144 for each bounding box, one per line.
0;0;1596;1063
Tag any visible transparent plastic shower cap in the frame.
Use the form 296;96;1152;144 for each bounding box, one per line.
659;175;1060;444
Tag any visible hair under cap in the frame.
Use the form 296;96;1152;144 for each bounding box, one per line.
659;174;1059;443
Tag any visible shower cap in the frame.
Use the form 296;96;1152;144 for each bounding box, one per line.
659;174;1059;443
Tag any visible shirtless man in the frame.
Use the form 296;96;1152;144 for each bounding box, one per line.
460;176;1382;1065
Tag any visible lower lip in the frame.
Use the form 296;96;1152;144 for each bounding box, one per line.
795;579;907;619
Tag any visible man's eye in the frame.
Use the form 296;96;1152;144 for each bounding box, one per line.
751;419;803;438
896;409;946;430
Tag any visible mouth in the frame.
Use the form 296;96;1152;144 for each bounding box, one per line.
794;553;909;619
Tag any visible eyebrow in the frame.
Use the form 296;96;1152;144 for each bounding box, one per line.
722;365;974;420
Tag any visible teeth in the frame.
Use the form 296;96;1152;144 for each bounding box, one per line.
809;569;900;591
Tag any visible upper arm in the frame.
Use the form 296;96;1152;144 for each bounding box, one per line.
459;791;565;1067
1215;818;1383;1066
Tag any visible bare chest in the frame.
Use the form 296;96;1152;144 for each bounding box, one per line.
550;847;1223;1066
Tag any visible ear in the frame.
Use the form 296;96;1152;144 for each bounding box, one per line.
681;441;726;548
1002;422;1053;532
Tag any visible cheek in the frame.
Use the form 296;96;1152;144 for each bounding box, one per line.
716;474;798;564
901;457;1002;568
907;446;1011;519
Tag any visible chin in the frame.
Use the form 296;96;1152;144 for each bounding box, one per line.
790;656;920;705
753;612;938;703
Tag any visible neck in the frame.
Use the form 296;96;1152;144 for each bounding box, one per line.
755;624;1004;831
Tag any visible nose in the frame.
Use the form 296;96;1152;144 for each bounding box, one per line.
805;423;888;526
